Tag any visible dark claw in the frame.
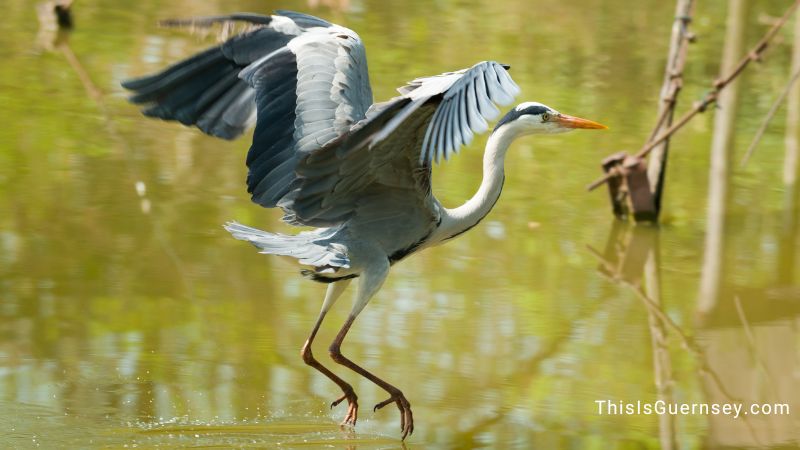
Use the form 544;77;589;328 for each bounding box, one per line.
373;391;414;440
331;394;347;409
331;390;358;427
373;397;394;412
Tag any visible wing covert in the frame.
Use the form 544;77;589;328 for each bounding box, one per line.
279;61;519;227
244;23;373;208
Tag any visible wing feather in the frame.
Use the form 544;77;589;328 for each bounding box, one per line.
123;15;518;237
122;15;301;140
280;61;519;227
454;88;470;147
123;11;374;209
466;79;488;133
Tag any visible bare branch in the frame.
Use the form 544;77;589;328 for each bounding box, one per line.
588;0;800;192
740;66;800;166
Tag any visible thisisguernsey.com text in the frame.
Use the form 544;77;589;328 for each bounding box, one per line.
595;400;790;419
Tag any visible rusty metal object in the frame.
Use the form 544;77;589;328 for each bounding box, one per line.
601;152;628;219
601;153;657;222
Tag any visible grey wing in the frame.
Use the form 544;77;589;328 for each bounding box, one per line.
242;24;373;208
122;11;373;209
122;13;297;139
415;62;518;163
280;61;519;233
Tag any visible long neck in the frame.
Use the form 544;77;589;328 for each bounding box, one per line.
436;125;519;241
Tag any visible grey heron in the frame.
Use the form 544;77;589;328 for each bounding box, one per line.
122;10;606;440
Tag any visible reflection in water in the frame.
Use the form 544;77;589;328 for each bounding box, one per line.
698;0;748;316
782;8;800;289
35;2;71;52
1;0;799;448
591;223;800;449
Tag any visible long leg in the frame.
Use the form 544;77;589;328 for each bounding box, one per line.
327;260;414;439
300;279;359;427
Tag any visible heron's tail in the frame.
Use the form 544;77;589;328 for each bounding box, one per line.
223;222;350;272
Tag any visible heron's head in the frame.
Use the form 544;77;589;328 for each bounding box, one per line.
494;102;607;136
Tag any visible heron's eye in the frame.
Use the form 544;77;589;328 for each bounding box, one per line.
541;112;551;122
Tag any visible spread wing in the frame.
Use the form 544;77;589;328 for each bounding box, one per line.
280;61;520;229
122;12;519;235
122;10;373;209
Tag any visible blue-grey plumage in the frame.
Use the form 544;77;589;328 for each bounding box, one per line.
121;10;606;440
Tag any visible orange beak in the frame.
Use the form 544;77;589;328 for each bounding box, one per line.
555;113;608;130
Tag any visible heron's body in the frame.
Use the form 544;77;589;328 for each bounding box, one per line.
123;10;605;440
226;129;503;281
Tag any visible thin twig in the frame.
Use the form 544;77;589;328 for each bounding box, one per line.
586;248;744;405
732;295;779;399
647;5;695;145
588;0;800;192
59;44;102;102
647;1;696;213
740;66;800;166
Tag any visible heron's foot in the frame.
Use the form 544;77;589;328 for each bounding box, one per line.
331;387;359;427
374;390;414;440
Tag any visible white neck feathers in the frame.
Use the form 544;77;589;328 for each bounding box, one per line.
432;124;520;242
